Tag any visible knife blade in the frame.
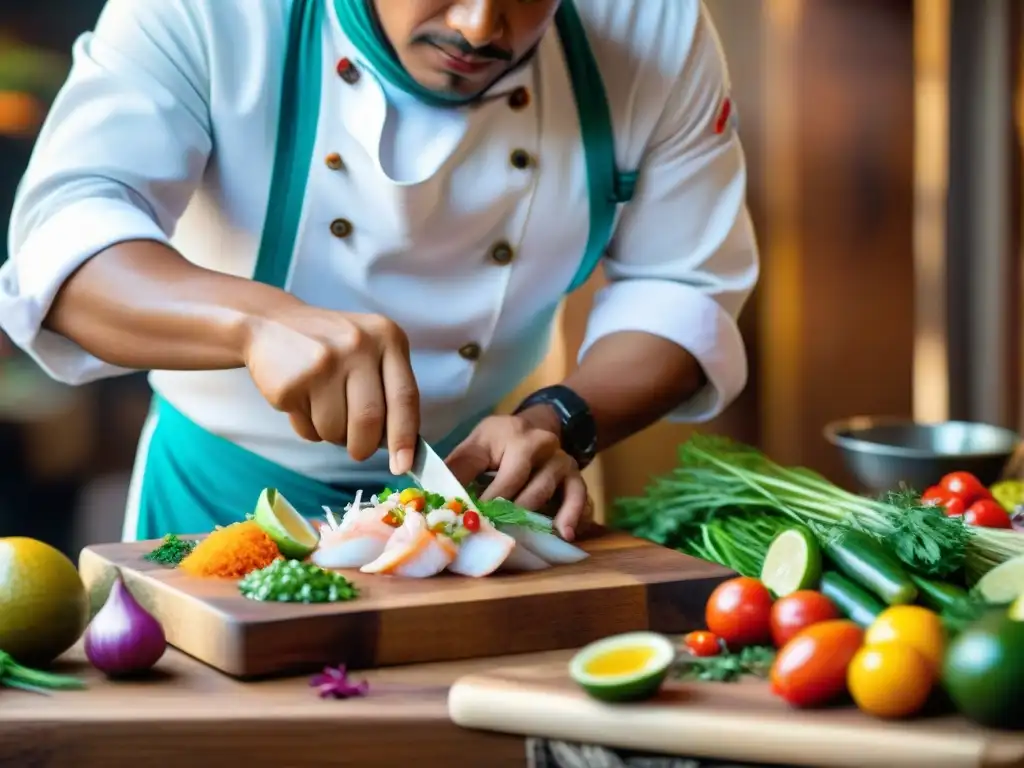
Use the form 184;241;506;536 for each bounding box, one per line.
407;436;480;512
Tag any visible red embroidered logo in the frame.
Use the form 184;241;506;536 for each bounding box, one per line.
714;97;733;135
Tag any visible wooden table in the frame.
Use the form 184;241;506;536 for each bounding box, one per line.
0;644;567;768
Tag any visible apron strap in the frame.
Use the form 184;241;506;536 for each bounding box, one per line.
554;2;639;294
252;0;634;295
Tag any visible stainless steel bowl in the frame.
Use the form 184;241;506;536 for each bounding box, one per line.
823;417;1020;494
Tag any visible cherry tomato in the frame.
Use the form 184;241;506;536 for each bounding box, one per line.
462;510;481;532
770;619;864;708
939;472;992;506
963;499;1012;529
684;631;722;657
943;496;967;517
921;486;966;516
705;577;774;648
770;591;840;648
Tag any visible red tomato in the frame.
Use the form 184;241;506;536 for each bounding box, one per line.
963;499;1012;529
705;577;774;648
939;471;992;506
921;486;966;516
462;510;481;532
770;591;840;648
943;496;967;517
683;631;722;657
770;620;864;708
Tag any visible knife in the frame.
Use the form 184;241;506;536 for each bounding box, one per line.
407;436;481;512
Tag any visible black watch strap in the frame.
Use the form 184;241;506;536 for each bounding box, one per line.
514;384;597;470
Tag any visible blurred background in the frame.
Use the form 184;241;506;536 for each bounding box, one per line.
0;0;1020;558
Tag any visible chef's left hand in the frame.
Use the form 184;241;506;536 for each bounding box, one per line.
445;415;591;541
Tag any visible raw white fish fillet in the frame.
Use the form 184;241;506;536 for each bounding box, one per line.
502;524;589;565
447;516;516;577
310;500;397;569
360;511;456;578
499;544;551;572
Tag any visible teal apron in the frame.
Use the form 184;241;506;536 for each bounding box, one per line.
134;0;637;540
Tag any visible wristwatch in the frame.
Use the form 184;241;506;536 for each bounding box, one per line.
514;384;598;470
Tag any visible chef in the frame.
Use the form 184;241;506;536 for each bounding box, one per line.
0;0;758;544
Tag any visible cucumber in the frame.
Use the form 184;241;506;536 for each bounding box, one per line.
820;571;886;627
910;574;970;612
823;528;918;605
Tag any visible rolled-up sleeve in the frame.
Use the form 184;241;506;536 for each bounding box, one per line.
0;0;212;385
579;5;759;423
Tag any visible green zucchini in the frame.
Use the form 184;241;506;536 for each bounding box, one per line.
823;529;917;605
909;573;969;612
820;571;886;627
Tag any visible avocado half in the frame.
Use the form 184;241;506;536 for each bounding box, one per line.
569;631;677;703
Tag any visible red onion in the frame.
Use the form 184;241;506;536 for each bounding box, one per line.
1011;506;1024;533
84;571;166;677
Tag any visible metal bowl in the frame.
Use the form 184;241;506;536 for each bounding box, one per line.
823;417;1020;494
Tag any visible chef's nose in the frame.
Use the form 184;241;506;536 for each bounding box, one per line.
447;0;504;49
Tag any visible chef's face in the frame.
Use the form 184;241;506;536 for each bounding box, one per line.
373;0;560;98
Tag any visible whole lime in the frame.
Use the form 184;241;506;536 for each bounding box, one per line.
0;537;90;665
942;609;1024;730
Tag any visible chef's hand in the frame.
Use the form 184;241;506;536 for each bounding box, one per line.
243;305;420;474
445;415;591;541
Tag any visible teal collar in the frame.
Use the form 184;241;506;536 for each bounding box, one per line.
334;0;483;108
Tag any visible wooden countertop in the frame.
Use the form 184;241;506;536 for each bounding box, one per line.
0;644;569;768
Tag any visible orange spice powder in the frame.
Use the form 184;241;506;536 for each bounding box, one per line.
179;520;281;578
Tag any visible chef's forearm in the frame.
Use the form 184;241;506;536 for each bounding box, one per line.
520;331;706;452
44;240;302;370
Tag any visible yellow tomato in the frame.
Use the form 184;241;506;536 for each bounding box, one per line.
847;643;933;719
864;605;946;677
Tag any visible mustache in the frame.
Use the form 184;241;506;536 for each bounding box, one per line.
412;32;513;63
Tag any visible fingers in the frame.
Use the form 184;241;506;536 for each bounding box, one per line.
552;473;588;541
513;453;573;511
445;439;494;487
345;368;386;461
381;347;420;475
483;430;560;501
288;408;322;443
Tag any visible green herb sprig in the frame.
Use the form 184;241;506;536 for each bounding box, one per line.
239;560;359;604
0;650;86;695
142;534;197;567
674;645;776;683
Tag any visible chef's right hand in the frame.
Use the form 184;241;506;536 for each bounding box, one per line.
242;305;420;475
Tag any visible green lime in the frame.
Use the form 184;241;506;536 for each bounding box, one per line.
942;609;1024;730
253;488;320;560
974;553;1024;605
569;632;676;703
760;528;822;597
1010;594;1024;622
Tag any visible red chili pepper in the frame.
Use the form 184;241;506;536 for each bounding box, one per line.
462;510;481;532
684;631;722;657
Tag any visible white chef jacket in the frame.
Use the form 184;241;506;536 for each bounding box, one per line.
0;0;759;488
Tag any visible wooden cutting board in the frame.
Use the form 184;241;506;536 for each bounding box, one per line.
448;661;1024;768
77;531;731;679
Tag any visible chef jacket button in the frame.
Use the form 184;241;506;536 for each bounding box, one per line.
325;152;344;170
490;241;514;265
510;149;533;170
508;87;530;111
330;218;353;239
336;57;360;85
458;342;482;362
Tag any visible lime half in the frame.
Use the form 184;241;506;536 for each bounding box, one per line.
253;488;320;560
760;528;822;597
1010;594;1024;622
975;553;1024;605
